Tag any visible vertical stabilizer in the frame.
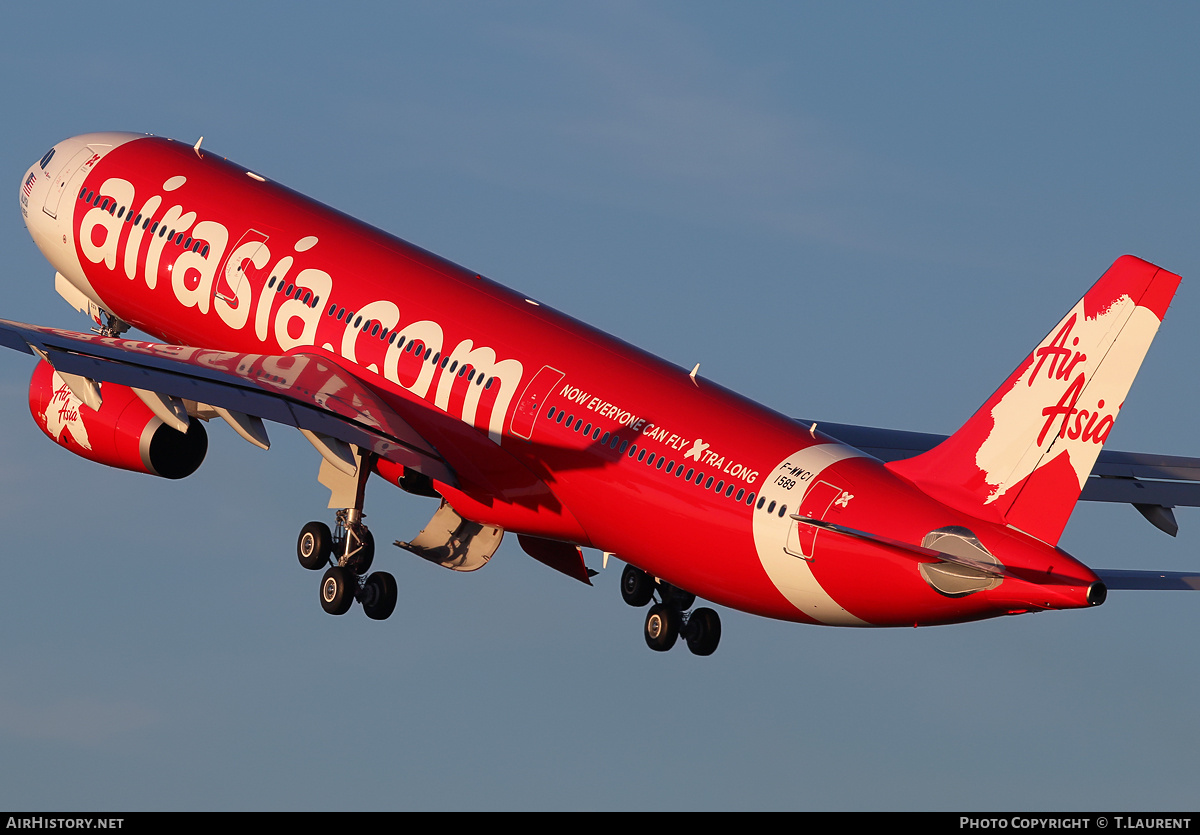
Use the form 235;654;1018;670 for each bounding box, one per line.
888;255;1180;545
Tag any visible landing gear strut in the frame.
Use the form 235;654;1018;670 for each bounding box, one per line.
297;444;397;620
621;564;722;656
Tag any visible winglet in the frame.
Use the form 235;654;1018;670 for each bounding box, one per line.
888;256;1181;545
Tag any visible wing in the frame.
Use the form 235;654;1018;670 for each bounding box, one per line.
0;319;456;486
804;419;1200;536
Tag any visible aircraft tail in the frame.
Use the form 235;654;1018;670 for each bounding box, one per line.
887;255;1180;545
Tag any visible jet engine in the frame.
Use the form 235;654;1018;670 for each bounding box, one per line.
28;359;207;478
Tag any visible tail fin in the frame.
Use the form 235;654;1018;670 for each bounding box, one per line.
888;255;1180;545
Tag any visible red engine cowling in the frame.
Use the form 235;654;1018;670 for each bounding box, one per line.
28;359;208;479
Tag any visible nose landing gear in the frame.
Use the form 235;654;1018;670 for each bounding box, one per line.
620;564;722;656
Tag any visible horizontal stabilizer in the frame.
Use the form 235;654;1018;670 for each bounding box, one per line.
1093;569;1200;591
805;419;1200;522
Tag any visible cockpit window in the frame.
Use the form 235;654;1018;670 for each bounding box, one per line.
39;148;55;170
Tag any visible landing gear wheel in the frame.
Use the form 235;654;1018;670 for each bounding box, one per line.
685;607;721;656
297;522;332;570
320;566;356;615
362;572;398;621
344;526;375;575
644;603;679;652
620;564;655;607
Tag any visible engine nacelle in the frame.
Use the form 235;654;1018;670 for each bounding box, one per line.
28;360;207;478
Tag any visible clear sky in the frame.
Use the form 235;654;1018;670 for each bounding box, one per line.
1;1;1198;811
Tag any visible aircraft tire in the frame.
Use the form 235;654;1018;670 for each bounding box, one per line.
298;521;333;570
348;527;375;575
362;572;398;621
644;603;679;652
621;564;655;607
685;607;721;656
320;566;356;615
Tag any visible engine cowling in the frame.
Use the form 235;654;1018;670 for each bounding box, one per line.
28;359;207;478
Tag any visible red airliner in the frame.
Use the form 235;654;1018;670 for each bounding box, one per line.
11;132;1200;655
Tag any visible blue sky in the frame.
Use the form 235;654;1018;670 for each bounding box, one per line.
1;2;1198;810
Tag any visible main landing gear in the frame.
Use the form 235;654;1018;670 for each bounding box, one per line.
620;564;721;656
296;444;398;621
297;511;398;620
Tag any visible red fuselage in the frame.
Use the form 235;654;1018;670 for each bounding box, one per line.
21;133;1102;628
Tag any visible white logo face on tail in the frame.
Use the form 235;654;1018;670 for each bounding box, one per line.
977;294;1158;503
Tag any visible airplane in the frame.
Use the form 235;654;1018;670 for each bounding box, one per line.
10;131;1200;656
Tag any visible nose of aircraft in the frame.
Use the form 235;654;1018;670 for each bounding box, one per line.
20;135;93;236
19;132;144;267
